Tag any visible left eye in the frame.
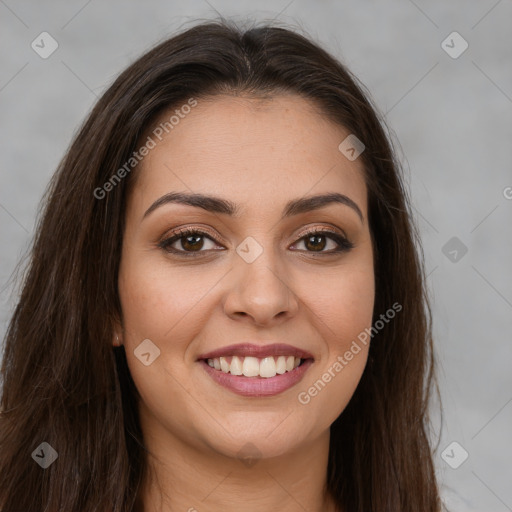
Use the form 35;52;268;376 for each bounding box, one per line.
291;232;346;252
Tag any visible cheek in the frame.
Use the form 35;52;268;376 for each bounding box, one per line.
118;257;213;343
328;271;374;349
294;258;374;420
301;258;375;353
117;258;209;416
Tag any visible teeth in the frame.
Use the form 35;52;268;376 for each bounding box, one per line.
220;356;229;373
230;356;243;376
260;357;276;378
242;356;260;377
206;355;303;378
276;355;287;374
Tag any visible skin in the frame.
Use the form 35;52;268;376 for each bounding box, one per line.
116;94;375;512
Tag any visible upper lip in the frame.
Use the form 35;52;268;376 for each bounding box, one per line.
197;343;314;361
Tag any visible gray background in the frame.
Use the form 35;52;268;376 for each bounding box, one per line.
1;1;511;510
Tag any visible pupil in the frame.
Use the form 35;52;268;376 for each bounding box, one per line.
182;235;203;251
306;235;325;251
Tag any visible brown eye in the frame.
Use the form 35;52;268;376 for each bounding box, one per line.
158;229;223;255
305;234;327;251
292;230;354;254
180;234;204;251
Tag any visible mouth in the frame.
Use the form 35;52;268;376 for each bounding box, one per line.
197;343;314;397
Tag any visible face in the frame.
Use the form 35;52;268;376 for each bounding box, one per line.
118;94;374;461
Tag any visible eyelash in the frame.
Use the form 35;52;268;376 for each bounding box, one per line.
157;226;354;257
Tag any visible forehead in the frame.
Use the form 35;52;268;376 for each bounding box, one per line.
129;94;367;216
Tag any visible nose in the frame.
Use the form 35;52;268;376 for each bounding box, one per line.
223;248;299;326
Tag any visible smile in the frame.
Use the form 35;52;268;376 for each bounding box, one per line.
197;343;314;397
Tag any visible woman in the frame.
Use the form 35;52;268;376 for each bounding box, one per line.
0;20;442;512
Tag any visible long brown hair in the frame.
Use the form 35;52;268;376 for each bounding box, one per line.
0;19;442;511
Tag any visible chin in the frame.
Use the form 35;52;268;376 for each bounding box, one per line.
202;421;309;462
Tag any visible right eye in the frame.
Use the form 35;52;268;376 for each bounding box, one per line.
158;228;225;256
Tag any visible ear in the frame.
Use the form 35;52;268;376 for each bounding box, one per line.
113;332;122;347
112;313;124;347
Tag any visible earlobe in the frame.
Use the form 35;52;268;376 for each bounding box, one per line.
113;333;123;347
112;313;124;346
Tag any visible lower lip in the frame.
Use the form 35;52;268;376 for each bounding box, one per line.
199;359;314;397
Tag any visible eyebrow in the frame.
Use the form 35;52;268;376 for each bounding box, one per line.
142;191;363;222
